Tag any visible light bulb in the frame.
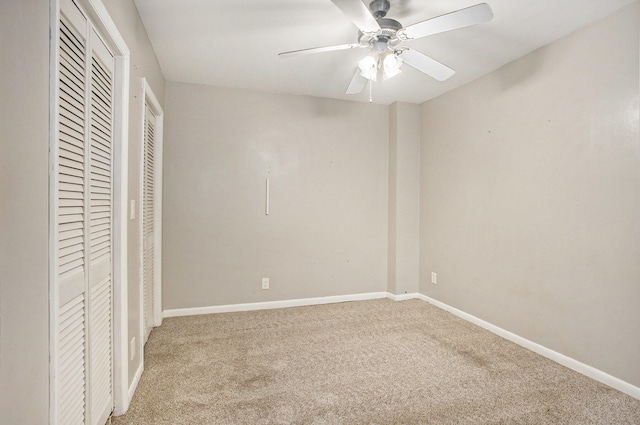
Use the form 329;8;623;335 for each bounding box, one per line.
382;51;402;80
358;53;378;81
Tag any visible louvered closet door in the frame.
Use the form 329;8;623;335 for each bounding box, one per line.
56;3;89;422
55;0;114;423
87;28;114;425
142;106;156;342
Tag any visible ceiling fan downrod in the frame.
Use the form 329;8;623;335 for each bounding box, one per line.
369;0;390;19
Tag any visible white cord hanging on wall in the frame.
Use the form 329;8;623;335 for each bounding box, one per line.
265;178;270;215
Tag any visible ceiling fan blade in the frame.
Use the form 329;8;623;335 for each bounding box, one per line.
401;3;493;40
279;43;362;58
330;0;381;33
400;48;455;81
346;69;368;94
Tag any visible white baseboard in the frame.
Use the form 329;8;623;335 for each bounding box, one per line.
163;292;393;318
387;292;421;301
113;343;144;417
128;360;144;405
417;294;640;401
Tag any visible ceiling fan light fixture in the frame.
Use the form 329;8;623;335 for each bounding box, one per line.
358;52;379;81
278;1;495;95
381;50;402;80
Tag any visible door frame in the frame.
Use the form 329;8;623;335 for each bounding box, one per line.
48;0;131;420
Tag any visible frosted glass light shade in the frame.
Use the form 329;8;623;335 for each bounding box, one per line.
358;53;379;81
382;51;402;80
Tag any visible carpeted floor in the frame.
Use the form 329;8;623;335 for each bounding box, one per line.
113;298;640;424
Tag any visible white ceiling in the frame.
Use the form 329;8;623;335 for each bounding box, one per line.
134;0;635;105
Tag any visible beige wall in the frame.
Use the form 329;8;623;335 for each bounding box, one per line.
0;1;50;422
103;0;166;388
163;82;389;309
420;2;640;387
0;0;164;421
388;102;421;295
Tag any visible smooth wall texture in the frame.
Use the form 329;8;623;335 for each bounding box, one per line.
388;102;421;295
0;0;50;422
103;0;166;388
420;2;640;387
163;82;389;309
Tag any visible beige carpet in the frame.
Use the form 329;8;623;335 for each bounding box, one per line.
113;298;640;424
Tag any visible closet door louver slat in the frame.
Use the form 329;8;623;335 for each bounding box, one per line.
58;293;86;424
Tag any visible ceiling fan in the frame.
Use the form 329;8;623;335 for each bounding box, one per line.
279;0;493;95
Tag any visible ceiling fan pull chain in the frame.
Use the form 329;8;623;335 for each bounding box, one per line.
369;78;373;103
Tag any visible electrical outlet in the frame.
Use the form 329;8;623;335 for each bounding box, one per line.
130;337;136;361
431;272;437;284
262;278;269;290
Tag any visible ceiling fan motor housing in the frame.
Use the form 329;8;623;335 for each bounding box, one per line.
358;17;402;49
369;0;390;18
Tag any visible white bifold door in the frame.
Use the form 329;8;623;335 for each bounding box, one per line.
142;105;157;342
53;0;114;423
